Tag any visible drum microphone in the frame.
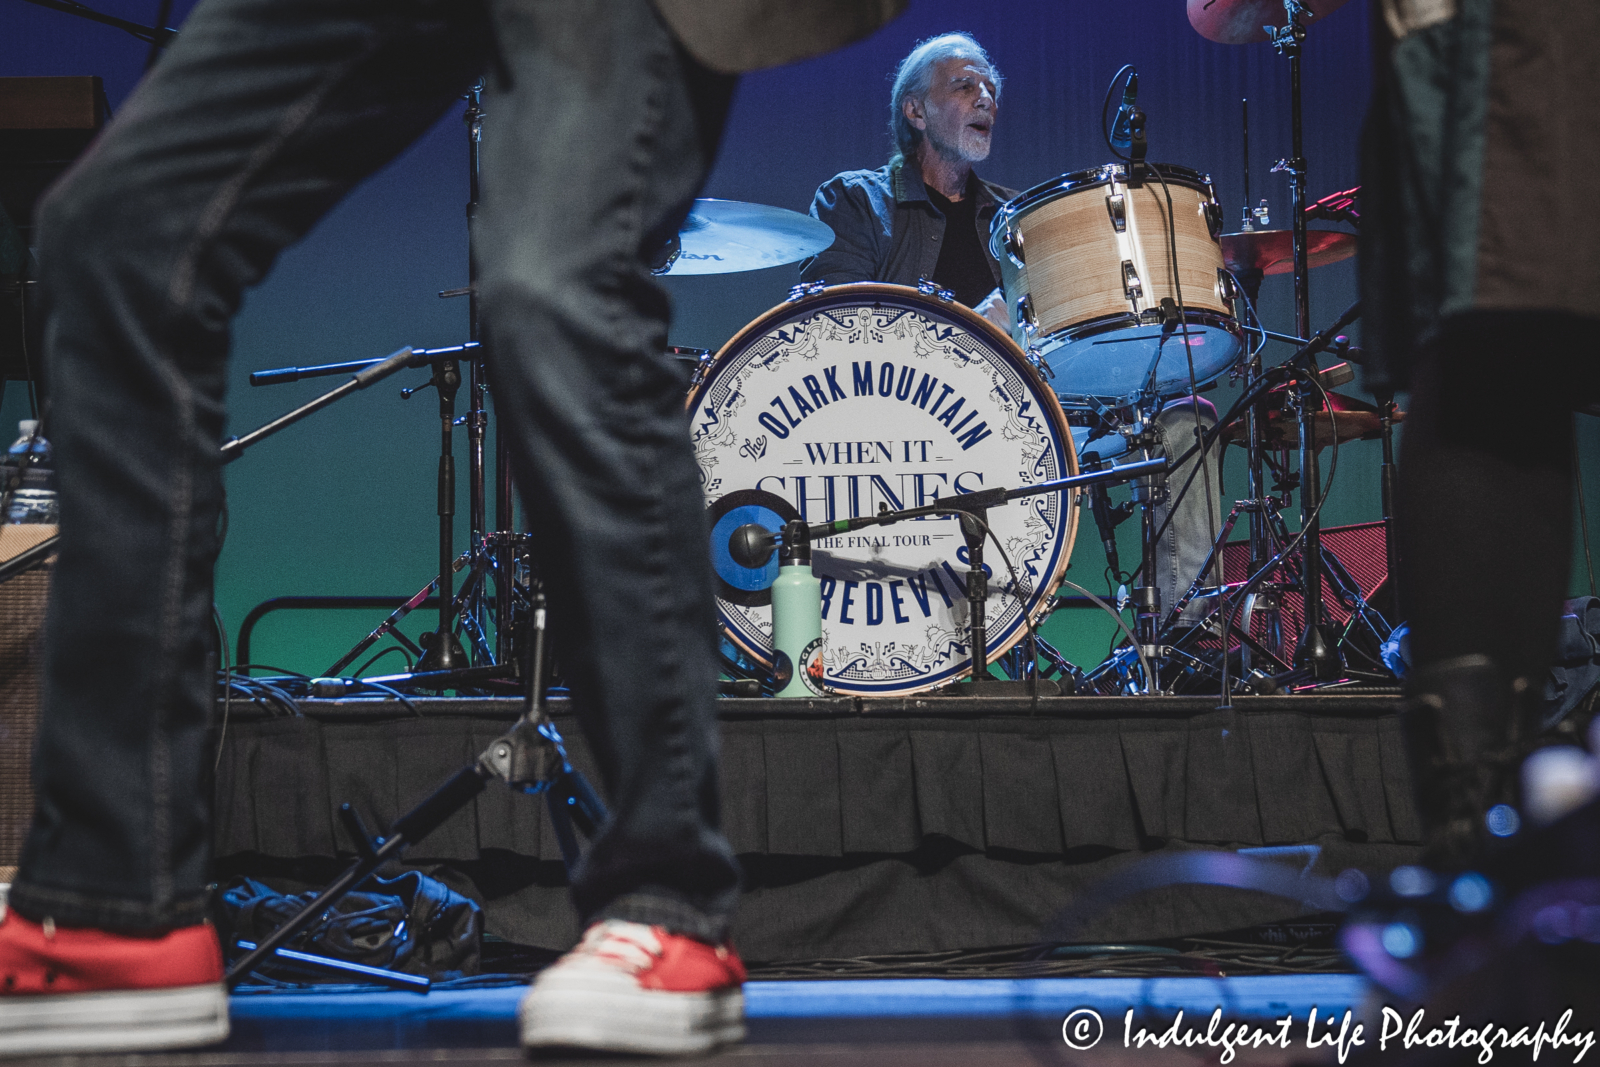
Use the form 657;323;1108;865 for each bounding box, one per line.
1083;452;1126;577
1110;71;1139;150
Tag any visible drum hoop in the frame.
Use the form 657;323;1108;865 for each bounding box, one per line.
687;282;1080;687
990;162;1217;257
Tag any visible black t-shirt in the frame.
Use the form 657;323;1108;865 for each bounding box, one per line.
924;179;995;309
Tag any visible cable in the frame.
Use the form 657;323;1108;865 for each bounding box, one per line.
1059;579;1155;691
213;604;231;772
353;645;412;677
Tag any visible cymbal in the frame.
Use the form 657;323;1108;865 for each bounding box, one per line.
1188;0;1354;45
1222;389;1406;451
1219;228;1357;275
655;199;834;276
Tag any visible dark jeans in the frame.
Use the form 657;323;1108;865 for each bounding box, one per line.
1398;310;1600;685
14;0;742;941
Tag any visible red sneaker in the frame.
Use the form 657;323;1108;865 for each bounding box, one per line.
0;908;229;1056
519;919;745;1055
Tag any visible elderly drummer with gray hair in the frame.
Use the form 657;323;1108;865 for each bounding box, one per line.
799;32;1012;329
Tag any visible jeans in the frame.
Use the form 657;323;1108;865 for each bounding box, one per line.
1073;397;1223;625
14;0;742;941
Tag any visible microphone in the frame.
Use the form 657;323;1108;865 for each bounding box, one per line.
1083;452;1123;577
1110;71;1139;150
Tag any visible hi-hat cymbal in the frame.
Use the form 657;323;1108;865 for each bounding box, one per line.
1220;228;1357;275
1188;0;1353;45
654;199;835;276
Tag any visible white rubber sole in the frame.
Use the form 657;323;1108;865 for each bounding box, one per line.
520;980;745;1056
0;982;229;1058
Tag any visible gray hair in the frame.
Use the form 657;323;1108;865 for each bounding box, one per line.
889;33;1002;165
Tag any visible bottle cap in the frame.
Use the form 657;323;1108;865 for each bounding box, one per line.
778;519;811;565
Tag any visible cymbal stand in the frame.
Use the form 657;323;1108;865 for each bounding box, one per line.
428;81;526;675
1267;0;1341;680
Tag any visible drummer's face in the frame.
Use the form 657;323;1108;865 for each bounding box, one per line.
909;57;997;163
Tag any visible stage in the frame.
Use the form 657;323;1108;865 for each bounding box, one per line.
215;691;1420;962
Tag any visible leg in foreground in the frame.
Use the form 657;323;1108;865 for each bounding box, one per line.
0;0;486;1054
472;0;744;1054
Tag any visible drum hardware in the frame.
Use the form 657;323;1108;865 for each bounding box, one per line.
726;457;1167;697
915;278;956;302
225;579;606;989
239;344;540;688
787;280;829;301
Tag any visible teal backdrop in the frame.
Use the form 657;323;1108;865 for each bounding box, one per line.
6;0;1599;677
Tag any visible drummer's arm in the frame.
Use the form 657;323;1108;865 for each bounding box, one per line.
798;176;884;286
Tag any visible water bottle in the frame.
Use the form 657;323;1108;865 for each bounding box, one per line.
771;520;825;697
3;420;58;525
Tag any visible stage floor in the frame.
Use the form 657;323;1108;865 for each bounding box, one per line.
16;974;1375;1065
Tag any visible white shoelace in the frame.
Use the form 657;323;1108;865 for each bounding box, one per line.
568;921;663;974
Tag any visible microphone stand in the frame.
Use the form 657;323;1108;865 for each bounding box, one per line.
740;459;1168;694
224;580;605;988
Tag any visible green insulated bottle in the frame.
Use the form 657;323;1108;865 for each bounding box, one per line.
772;519;823;698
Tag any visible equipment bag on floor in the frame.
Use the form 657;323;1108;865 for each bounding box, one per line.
220;868;481;980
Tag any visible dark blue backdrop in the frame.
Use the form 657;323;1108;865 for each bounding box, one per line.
5;0;1596;671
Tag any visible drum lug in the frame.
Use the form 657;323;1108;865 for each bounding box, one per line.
916;277;955;303
786;281;828;302
1104;192;1127;233
1026;344;1054;379
1015;293;1038;334
1216;267;1241;303
1121;260;1143;306
1201;200;1224;240
1001;225;1026;266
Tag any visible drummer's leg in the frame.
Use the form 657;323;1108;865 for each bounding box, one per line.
475;0;741;937
1152;396;1224;625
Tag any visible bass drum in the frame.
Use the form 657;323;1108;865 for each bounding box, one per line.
689;283;1078;696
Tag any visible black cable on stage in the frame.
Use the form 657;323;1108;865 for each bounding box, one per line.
353;645;412;678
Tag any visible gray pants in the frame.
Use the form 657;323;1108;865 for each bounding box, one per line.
1074;396;1224;627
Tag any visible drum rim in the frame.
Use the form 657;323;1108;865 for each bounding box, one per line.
988;162;1216;257
1033;308;1246;404
687;282;1080;692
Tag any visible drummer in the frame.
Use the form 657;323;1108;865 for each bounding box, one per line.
798;33;1012;330
799;32;1224;627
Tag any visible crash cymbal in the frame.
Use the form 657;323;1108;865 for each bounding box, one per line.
1222;389;1405;451
1188;0;1354;45
1220;228;1357;275
653;199;835;276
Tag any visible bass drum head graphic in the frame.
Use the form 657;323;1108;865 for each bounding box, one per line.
690;284;1078;696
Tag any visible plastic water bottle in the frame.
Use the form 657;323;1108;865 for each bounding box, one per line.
3;420;58;525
